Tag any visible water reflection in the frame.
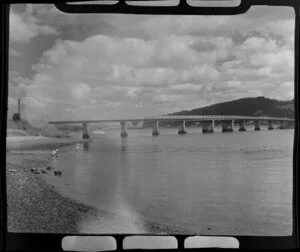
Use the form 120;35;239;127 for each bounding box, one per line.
49;128;293;235
152;144;159;153
83;142;89;151
51;156;58;169
120;139;128;152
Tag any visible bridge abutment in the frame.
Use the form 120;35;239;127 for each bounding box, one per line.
268;120;274;130
202;120;214;133
178;120;187;134
82;122;90;139
254;120;260;131
279;120;286;129
120;121;128;137
239;120;246;131
152;121;160;136
222;120;234;132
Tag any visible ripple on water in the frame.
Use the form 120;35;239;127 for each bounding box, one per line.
47;129;294;235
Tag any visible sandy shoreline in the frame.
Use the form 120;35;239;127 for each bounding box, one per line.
6;136;192;234
6;136;88;151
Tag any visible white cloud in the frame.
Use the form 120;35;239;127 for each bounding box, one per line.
71;83;91;100
171;83;203;91
281;81;293;89
223;80;242;88
8;4;295;120
180;66;219;82
9;10;57;43
250;50;293;71
9;48;21;57
241;37;278;52
154;94;187;103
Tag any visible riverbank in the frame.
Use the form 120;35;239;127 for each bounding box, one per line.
6;136;92;232
6;136;87;151
6;136;192;234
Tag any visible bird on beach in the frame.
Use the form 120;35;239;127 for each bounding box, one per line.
51;149;59;158
51;150;57;157
76;143;80;151
54;169;62;176
31;167;39;174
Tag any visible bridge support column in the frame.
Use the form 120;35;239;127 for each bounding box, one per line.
82;122;90;139
178;120;187;135
268;120;274;130
152;121;160;136
222;120;234;132
120;121;128;137
254;120;260;131
279;120;286;129
239;120;246;131
202;120;214;133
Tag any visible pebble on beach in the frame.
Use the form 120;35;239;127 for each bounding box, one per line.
30;168;40;174
54;169;62;176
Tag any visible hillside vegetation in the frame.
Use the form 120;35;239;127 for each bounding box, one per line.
7;118;68;138
144;97;294;128
172;97;294;118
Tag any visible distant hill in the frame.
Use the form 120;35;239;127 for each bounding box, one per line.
144;97;294;128
172;97;294;118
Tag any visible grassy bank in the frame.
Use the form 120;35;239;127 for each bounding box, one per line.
7;118;68;138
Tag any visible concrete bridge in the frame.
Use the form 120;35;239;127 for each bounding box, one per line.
48;115;294;139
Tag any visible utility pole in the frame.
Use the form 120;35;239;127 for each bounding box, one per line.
17;98;33;119
18;98;21;116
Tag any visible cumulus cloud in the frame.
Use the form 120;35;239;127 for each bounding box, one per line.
9;9;57;43
9;48;21;57
8;4;295;121
71;83;91;100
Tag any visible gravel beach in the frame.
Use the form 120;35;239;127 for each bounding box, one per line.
6;137;193;234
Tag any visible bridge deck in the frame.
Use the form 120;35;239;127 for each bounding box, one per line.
48;115;294;125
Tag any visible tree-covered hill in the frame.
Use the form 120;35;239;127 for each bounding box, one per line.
172;97;294;118
143;97;294;128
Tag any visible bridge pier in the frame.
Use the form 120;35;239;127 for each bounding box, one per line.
178;120;187;135
268;120;274;130
254;120;260;131
279;120;286;129
222;120;234;132
202;120;214;133
120;121;128;137
82;122;90;139
239;120;246;131
152;121;160;136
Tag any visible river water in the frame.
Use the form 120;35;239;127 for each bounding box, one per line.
46;126;293;235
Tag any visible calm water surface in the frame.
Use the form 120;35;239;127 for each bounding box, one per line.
46;126;293;235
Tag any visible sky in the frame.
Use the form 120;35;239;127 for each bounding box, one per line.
8;3;295;123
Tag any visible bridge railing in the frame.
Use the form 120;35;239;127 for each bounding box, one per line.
48;115;294;125
144;115;295;122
